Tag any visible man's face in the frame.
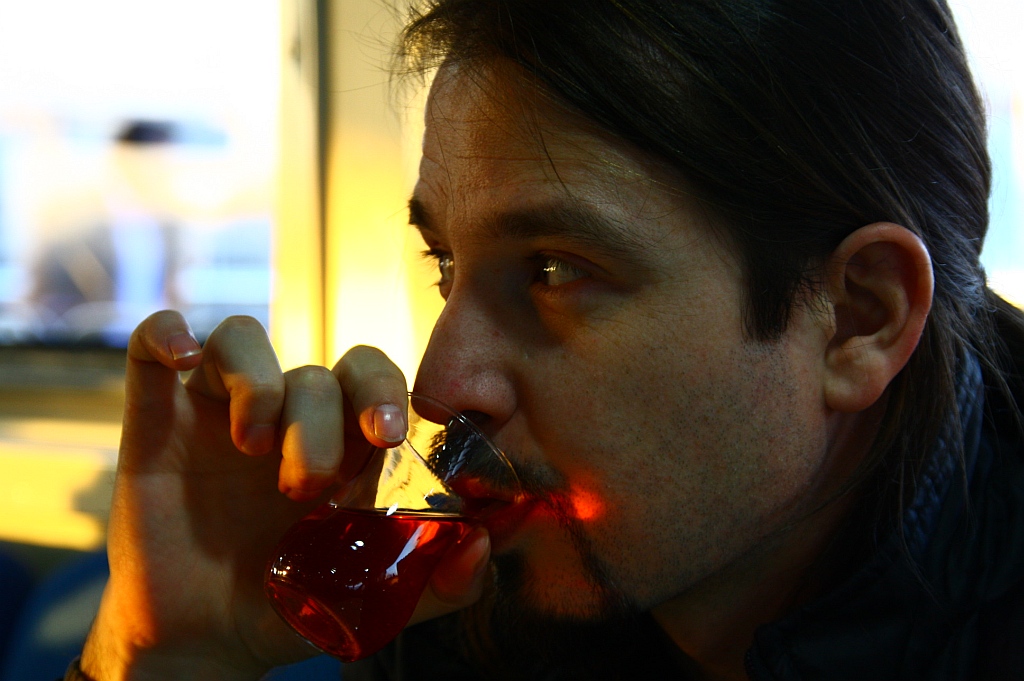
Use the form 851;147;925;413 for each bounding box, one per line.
411;63;834;622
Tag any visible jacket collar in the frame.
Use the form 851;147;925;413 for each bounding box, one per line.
746;355;996;679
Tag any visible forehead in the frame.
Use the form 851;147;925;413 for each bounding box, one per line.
415;61;710;245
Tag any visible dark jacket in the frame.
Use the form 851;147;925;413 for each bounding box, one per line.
347;356;1024;680
747;356;1024;680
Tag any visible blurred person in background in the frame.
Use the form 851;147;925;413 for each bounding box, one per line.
30;121;182;345
63;0;1024;679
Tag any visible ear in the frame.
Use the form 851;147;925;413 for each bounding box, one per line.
823;222;933;413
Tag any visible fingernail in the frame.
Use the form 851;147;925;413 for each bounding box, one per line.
373;404;407;443
167;332;201;360
244;424;276;455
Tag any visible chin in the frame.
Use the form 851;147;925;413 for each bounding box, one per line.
456;551;649;677
493;550;619;620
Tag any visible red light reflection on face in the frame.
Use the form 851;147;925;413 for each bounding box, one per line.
568;484;605;522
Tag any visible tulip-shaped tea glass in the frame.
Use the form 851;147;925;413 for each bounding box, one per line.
264;393;520;662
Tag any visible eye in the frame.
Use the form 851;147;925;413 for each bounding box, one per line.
539;256;589;287
423;248;454;291
437;253;454;287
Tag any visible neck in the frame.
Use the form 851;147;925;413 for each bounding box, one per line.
650;503;846;679
652;407;882;680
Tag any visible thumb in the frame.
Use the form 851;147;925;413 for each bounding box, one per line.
125;310;203;412
120;311;204;467
408;528;491;627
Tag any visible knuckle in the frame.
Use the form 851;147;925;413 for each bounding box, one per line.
284;452;339;487
208;315;268;345
224;314;266;329
346;344;388;361
287;365;341;398
337;345;389;375
133;309;185;341
244;378;284;404
290;463;335;485
141;309;184;327
335;346;407;391
361;370;406;396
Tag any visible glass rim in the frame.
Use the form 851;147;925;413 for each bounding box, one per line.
406;391;520;489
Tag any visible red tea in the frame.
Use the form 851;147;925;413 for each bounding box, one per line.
265;506;476;661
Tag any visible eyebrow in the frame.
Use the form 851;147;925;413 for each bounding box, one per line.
408;196;656;267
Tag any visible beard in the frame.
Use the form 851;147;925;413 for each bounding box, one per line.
455;460;662;680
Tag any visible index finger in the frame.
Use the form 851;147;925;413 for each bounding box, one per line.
332;345;409;449
185;316;285;456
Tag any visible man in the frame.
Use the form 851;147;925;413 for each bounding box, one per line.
70;0;1024;679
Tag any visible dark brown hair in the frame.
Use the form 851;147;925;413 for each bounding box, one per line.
398;0;1024;531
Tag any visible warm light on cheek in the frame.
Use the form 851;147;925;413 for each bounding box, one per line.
568;484;606;522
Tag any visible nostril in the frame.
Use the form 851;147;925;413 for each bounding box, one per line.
460;409;491;429
458;409;507;461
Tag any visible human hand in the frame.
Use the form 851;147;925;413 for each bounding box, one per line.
79;312;491;680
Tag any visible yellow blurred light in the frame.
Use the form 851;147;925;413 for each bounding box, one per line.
322;1;440;381
271;0;324;370
0;442;114;550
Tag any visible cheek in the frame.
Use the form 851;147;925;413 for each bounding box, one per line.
520;320;828;600
568;482;606;522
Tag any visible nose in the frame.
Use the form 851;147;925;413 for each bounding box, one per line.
412;291;517;433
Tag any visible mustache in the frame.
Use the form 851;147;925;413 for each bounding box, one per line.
424;419;523;497
425;422;572;507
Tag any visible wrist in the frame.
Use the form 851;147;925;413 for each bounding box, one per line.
80;639;268;681
80;601;267;681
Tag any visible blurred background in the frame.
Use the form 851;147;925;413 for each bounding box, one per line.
0;0;441;548
0;0;1018;678
0;0;281;562
0;1;436;677
0;5;277;348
